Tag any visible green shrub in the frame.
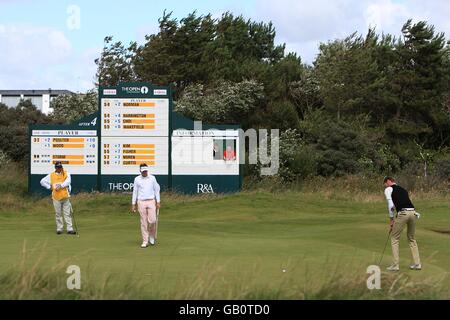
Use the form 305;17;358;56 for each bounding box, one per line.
314;122;367;176
288;146;318;179
0;150;10;166
434;155;450;182
51;90;98;122
266;100;301;131
175;80;264;126
0;101;57;166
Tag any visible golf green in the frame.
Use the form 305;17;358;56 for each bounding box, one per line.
0;191;449;299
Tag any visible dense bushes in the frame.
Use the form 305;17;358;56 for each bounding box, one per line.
434;155;450;182
93;13;449;185
51;90;98;122
175;80;264;127
0;100;59;165
1;13;449;189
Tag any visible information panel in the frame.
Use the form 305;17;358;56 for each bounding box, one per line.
172;130;239;175
101;98;169;137
30;130;98;175
101;137;168;175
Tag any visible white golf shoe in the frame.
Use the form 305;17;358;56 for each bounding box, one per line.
410;264;422;270
386;265;400;272
140;242;148;248
149;236;155;246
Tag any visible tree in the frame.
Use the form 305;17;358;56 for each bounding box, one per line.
265;100;300;131
96;11;286;98
289;66;322;119
51;90;98;122
92;14;450;178
264;53;305;101
95;36;137;86
314;31;380;121
0;100;56;165
201;12;284;83
133;11;214;91
175;80;264;127
388;20;449;147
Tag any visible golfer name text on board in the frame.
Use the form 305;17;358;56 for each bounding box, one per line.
31;135;98;175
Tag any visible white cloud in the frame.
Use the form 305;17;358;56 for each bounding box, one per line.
254;0;450;64
364;0;410;31
0;24;73;88
75;47;102;91
0;25;71;70
1;1;449;91
0;24;99;92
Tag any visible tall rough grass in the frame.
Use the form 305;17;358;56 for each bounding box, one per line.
2;162;449;211
0;162;27;196
1;243;448;300
243;174;450;202
0;241;147;299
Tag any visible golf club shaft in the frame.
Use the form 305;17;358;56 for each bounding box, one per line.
378;230;391;266
70;203;80;237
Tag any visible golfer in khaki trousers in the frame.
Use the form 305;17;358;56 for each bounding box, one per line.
384;176;421;271
40;161;76;235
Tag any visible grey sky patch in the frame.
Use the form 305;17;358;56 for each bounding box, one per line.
255;0;450;64
1;0;449;90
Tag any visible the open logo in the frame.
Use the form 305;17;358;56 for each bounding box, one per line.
141;86;149;94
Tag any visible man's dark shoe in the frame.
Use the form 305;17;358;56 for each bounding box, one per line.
56;231;63;235
67;230;77;235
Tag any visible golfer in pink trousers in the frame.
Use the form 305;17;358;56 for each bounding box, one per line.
131;163;161;248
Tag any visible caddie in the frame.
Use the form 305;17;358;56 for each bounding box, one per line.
40;161;76;235
383;176;421;271
132;163;161;248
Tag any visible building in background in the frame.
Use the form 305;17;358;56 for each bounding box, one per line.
0;89;73;114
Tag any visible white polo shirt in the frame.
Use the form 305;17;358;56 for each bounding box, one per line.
132;174;160;204
384;187;395;218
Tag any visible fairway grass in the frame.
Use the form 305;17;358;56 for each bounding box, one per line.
0;189;449;299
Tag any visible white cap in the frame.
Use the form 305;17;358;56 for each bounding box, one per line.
140;166;149;172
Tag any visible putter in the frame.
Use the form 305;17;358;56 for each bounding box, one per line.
378;229;392;266
69;203;80;238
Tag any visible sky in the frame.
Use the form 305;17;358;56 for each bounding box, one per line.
0;0;449;92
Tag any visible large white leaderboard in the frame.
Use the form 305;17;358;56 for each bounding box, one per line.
101;97;169;175
101;136;169;175
101;98;169;137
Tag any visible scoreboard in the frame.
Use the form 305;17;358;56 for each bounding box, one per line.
30;130;98;175
100;99;170;175
98;83;171;191
101;98;169;137
101;136;168;175
29;82;241;195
